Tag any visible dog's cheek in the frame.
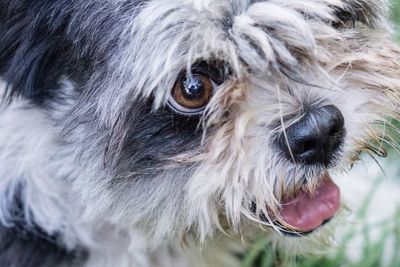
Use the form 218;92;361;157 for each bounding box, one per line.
86;104;210;228
328;39;400;163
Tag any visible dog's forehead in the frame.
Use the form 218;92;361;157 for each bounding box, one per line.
130;0;332;80
170;0;385;12
101;0;388;113
131;0;386;72
139;0;387;19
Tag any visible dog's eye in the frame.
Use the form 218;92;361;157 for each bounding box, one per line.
168;73;216;115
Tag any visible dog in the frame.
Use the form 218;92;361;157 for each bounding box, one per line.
0;0;400;266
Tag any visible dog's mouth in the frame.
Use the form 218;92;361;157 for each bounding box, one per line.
251;175;341;235
277;176;341;234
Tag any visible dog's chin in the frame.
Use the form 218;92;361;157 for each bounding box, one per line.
258;173;341;236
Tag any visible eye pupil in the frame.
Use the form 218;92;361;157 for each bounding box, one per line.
182;75;206;100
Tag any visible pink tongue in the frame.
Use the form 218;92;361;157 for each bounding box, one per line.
280;179;340;232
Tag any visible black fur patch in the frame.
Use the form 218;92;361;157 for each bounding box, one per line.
0;225;86;267
111;102;204;178
0;0;146;103
0;189;87;267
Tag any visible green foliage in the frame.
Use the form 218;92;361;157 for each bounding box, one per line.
391;0;400;40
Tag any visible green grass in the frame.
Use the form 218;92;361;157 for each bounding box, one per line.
392;0;400;40
242;3;400;267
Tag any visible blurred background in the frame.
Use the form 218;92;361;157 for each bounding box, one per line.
242;2;400;267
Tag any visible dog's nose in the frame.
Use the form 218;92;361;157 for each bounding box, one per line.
278;105;345;166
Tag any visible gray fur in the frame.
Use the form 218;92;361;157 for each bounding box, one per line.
0;0;400;266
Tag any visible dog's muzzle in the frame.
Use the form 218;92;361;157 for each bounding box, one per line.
271;105;344;234
278;105;345;166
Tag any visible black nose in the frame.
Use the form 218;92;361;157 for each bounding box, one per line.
278;105;345;166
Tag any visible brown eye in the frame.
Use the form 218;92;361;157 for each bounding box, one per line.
168;73;215;115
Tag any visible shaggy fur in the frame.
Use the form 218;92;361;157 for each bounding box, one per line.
0;0;400;266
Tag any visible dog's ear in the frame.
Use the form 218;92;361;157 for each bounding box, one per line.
0;1;74;101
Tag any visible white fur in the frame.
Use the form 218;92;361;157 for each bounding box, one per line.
1;0;400;266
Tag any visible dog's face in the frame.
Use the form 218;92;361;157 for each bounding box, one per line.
4;0;400;250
